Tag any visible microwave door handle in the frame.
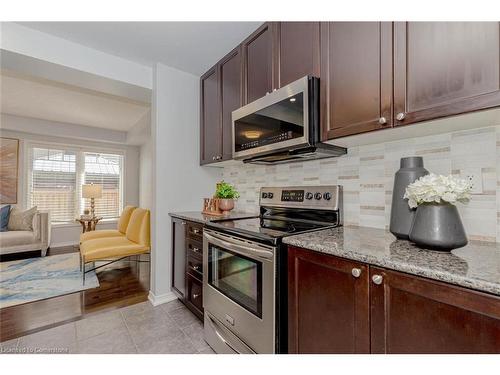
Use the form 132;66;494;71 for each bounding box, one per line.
204;232;273;260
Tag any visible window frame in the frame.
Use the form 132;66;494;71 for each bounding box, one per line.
25;140;126;224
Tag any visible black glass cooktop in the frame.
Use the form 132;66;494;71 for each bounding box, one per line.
206;217;333;245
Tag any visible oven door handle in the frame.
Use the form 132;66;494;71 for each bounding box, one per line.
204;232;274;260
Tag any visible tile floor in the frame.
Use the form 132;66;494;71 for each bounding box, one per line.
0;299;215;354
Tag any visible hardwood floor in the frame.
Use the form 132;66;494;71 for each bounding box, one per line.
0;245;150;342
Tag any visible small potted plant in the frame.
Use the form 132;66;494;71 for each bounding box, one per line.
215;181;240;213
404;173;471;251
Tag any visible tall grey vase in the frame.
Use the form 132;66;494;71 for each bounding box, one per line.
389;157;429;239
409;203;468;251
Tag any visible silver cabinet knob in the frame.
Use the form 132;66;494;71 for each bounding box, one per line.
396;112;406;121
372;275;383;285
378;117;387;125
192;265;200;271
351;268;362;278
192;247;200;253
212;156;216;160
193;293;200;299
181;221;187;225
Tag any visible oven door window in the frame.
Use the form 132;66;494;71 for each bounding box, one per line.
234;92;304;153
208;244;262;318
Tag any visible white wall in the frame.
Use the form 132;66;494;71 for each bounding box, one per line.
0;120;140;247
1;113;128;144
0;23;152;89
139;139;152;209
149;63;222;304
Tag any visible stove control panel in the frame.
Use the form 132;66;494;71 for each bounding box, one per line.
260;186;342;211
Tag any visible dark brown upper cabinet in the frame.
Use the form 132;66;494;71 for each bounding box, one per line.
242;22;276;104
393;22;500;126
370;267;500;354
200;47;242;165
288;246;370;354
276;22;321;88
200;66;221;165
220;47;243;161
320;22;393;139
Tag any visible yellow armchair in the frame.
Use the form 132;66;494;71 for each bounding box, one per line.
80;208;150;284
79;205;136;243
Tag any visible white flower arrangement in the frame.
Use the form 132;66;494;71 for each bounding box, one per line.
403;173;472;209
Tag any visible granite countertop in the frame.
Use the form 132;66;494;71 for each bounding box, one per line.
169;211;257;225
283;226;500;297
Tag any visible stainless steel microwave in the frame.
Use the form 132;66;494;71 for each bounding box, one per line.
231;76;346;164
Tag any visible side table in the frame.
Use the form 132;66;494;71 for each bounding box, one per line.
76;216;103;233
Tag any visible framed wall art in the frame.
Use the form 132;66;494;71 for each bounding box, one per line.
0;137;20;204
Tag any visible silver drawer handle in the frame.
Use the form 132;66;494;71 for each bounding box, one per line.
192;265;201;271
351;268;362;278
193;229;201;234
378;117;387;125
396;112;406;121
191;247;200;253
372;274;383;285
192;293;200;299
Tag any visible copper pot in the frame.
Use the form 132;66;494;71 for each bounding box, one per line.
218;198;235;212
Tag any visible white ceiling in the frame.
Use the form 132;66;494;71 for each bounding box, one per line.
1;72;150;132
18;22;263;75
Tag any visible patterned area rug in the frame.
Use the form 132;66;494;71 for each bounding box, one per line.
0;253;99;308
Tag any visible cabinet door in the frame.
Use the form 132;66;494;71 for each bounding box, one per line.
370;267;500;353
171;218;187;298
242;23;275;104
394;22;500;126
185;273;203;320
220;47;243;161
277;22;320;88
200;66;221;164
321;22;393;139
288;247;370;353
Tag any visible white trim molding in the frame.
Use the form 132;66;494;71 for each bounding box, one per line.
148;290;177;306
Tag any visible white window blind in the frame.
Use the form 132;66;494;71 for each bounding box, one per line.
30;147;77;223
27;144;124;224
83;152;123;219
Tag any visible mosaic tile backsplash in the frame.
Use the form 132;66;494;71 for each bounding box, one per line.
222;126;500;243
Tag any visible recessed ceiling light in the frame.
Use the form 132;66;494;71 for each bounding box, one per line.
290;98;296;102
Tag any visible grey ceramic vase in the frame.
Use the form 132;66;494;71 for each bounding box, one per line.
390;157;429;239
409;203;468;251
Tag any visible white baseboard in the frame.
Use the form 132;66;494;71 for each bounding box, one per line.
148;290;177;306
50;241;78;248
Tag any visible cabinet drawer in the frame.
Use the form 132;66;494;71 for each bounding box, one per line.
186;273;203;315
187;254;203;280
187;238;203;259
187;222;203;240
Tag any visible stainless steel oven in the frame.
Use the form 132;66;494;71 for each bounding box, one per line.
203;229;275;354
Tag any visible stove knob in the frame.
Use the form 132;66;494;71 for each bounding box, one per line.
305;192;313;200
262;192;268;199
268;192;274;199
323;192;332;200
314;192;322;200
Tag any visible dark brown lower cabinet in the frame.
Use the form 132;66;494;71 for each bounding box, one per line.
171;218;204;320
288;246;370;353
370;267;500;353
288;246;500;354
